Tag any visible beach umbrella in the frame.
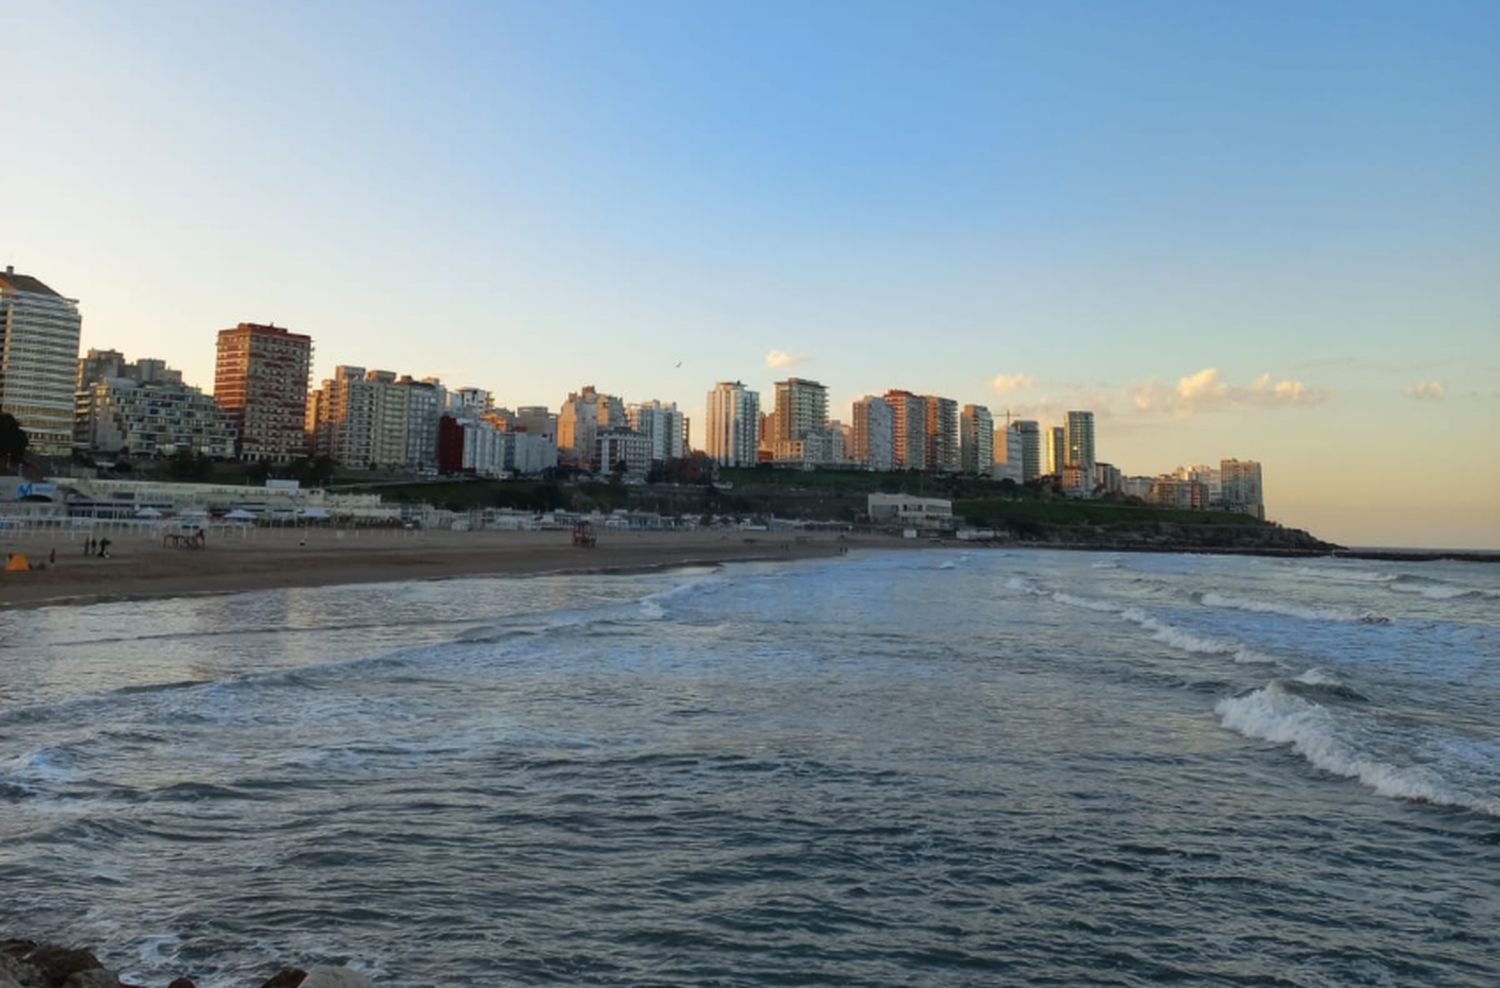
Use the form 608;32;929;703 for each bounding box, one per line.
301;507;331;519
134;507;163;519
225;508;255;521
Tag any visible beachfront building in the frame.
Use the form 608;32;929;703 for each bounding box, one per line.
398;376;446;472
558;385;625;466
1221;458;1265;519
305;367;412;470
214;323;313;462
850;396;895;471
1095;462;1122;495
923;395;960;473
704;381;760;467
1149;474;1209;509
959;404;993;475
627;400;686;462
867;493;954;530
0;266;83;456
883;390;928;471
75;376;237;459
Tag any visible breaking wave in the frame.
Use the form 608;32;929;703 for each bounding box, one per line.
1216;681;1500;817
1198;592;1390;625
1018;585;1277;664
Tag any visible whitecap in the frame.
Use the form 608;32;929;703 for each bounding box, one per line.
1199;591;1389;625
1216;683;1500;817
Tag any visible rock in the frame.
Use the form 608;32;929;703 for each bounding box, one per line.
299;969;372;988
0;953;40;988
167;979;196;988
14;946;102;988
61;972;120;988
257;971;306;988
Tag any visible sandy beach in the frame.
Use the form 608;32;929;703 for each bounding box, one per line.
0;527;906;610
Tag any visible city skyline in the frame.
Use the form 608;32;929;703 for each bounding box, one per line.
5;1;1497;548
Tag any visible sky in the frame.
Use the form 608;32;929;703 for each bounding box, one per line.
5;0;1498;548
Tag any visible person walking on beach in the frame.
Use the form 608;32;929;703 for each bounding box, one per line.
98;537;111;559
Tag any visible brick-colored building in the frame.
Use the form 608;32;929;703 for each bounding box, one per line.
214;323;313;461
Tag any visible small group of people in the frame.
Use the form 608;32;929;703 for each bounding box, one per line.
82;535;112;559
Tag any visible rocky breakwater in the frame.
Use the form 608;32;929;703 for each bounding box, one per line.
0;942;372;988
1017;520;1339;555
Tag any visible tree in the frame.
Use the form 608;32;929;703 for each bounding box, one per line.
0;413;28;471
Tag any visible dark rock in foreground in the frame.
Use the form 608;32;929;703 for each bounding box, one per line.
0;942;371;988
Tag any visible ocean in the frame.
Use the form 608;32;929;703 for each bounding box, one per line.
1;549;1497;986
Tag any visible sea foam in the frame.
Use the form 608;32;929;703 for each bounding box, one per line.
1198;592;1390;625
1216;682;1500;817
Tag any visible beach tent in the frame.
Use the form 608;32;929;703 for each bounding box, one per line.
4;554;29;572
225;508;255;521
134;507;163;519
300;507;331;519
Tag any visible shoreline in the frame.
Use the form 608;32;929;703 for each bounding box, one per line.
0;529;895;612
4;528;1490;613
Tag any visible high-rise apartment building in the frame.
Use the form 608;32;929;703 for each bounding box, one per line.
883;390;928;471
75;377;236;459
1220;458;1264;519
627;400;686;461
1064;410;1096;481
959;404;993;475
398;376;446;471
305;367;412;469
768;378;829;443
850;396;895;470
923;396;960;473
0;267;83;456
1011;419;1042;482
558;385;624;465
705;381;760;466
214;322;312;462
1045;426;1065;476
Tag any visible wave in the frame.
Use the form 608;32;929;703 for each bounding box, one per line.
1016;583;1278;664
1293;566;1398;585
1386;577;1496;601
1216;681;1499;817
1198;592;1390;625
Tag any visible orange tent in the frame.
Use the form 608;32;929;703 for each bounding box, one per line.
4;553;30;572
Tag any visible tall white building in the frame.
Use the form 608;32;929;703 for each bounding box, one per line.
398;376;446;471
705;381;760;466
0;267;83;456
850;396;895;470
959;404;994;475
306;367;411;469
628;400;686;461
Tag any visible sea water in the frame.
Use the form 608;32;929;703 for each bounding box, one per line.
1;550;1496;986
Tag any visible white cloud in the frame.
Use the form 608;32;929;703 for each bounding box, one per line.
1127;367;1325;417
1405;381;1447;400
990;373;1036;395
765;349;808;370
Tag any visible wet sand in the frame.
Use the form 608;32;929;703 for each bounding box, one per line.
0;528;902;610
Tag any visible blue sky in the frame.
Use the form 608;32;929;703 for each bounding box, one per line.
6;0;1498;546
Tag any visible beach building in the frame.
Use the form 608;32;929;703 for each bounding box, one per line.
0;267;83;456
306;366;412;470
397;376;446;472
866;493;953;530
993;423;1024;482
1009;419;1042;481
214;323;313;462
766;378;829;445
959;404;993;475
704;381;760;467
75;377;237;459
